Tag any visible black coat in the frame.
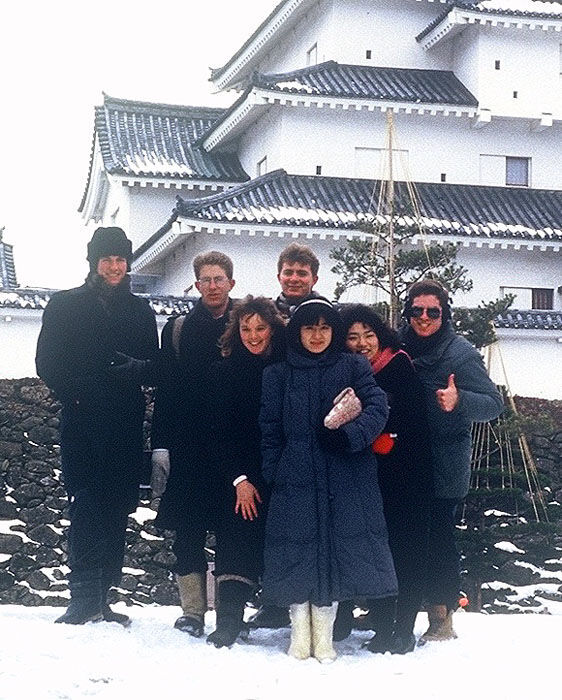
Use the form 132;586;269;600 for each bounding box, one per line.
208;340;284;493
205;339;285;582
152;299;232;530
373;351;433;501
370;351;433;629
259;349;398;607
35;279;158;511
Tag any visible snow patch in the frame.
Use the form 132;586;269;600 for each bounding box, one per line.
494;541;525;554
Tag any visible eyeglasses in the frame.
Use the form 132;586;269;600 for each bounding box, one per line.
198;276;229;287
410;306;442;319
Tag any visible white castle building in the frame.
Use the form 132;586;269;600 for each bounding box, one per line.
71;0;562;397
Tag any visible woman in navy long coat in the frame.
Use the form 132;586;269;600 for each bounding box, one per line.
259;298;397;662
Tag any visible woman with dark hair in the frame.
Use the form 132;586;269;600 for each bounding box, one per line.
205;296;286;648
339;304;433;654
259;298;396;663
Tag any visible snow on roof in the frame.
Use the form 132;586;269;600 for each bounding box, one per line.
174;170;562;243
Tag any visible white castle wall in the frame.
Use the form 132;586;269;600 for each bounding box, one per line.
236;106;561;188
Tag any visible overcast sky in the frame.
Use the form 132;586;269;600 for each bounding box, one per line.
0;0;280;289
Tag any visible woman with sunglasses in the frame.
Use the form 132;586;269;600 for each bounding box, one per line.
402;279;503;642
338;304;433;654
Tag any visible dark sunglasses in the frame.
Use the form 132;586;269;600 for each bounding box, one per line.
410;306;442;319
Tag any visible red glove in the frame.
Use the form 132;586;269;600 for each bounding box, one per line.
372;433;395;455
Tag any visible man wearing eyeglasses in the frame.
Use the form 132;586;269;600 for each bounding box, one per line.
401;279;503;643
150;251;235;636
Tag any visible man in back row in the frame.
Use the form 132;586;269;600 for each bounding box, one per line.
152;243;321;633
249;242;321;629
274;242;320;318
150;251;236;636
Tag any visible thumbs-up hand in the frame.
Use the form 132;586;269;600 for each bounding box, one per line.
436;373;459;413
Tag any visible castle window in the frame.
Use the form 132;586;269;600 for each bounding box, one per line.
440;173;446;183
495;60;501;70
366;50;372;60
513;91;518;99
316;165;322;175
506;156;530;187
532;288;554;310
502;287;554;310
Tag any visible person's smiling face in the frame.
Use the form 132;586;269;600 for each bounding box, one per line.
345;322;380;362
278;261;317;301
96;256;127;287
195;264;235;316
239;313;273;356
300;317;333;354
409;294;443;338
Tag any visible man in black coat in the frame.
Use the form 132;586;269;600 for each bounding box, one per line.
150;251;235;636
36;227;158;625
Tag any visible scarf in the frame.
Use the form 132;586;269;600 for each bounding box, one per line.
371;347;412;374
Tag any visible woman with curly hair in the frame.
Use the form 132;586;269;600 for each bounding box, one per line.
206;296;286;648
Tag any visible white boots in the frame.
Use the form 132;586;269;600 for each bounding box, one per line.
289;602;337;663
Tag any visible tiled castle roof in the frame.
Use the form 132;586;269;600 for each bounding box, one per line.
79;95;248;210
174;170;562;241
0;290;197;317
494;309;562;330
418;0;562;41
0;237;17;290
2;290;559;332
95;95;248;181
252;62;478;106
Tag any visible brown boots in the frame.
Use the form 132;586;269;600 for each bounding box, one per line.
420;604;458;643
174;572;207;636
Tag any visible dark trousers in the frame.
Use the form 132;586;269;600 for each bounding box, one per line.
383;495;430;634
68;487;130;586
424;497;461;610
173;489;265;586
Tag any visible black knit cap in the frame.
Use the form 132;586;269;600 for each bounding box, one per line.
86;227;132;272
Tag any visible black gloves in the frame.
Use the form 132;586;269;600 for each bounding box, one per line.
108;352;152;385
316;425;350;454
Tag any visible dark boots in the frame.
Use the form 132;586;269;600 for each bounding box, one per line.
332;600;355;642
364;597;396;654
247;604;290;629
207;580;251;648
102;571;131;626
55;569;103;625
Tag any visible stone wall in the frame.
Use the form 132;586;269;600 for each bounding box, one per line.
1;378;560;613
0;378;180;608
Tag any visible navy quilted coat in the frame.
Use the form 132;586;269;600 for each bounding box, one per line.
259;349;398;607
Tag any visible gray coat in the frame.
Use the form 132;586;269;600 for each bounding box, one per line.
405;324;504;499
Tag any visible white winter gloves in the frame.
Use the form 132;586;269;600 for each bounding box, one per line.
151;448;170;497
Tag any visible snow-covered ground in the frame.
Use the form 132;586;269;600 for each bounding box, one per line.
1;605;561;700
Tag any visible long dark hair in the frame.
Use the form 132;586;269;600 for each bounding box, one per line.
339;304;400;352
219;295;286;358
